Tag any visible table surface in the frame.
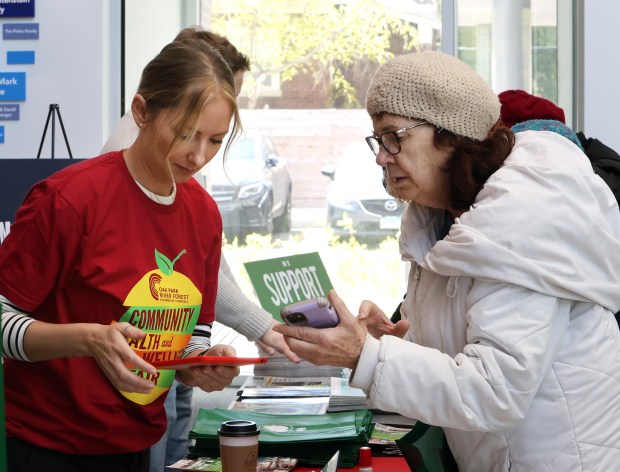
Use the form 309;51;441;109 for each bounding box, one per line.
191;363;413;472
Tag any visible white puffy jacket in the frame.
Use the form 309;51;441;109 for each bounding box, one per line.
351;131;620;471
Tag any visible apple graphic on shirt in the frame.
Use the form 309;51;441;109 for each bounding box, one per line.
118;249;202;405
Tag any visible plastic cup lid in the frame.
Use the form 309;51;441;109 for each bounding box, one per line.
218;420;260;437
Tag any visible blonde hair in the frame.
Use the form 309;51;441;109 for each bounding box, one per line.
137;38;241;157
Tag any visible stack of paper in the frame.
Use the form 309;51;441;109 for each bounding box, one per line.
253;354;346;379
188;408;374;468
237;376;331;398
228;396;329;415
229;376;331;415
327;377;368;412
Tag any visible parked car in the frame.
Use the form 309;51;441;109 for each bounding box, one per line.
321;144;405;240
202;132;292;242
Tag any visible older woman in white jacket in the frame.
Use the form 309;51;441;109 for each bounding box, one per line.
274;51;620;471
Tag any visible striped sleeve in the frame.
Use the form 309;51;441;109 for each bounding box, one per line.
181;323;212;358
1;295;35;361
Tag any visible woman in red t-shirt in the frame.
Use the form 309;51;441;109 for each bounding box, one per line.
1;38;242;471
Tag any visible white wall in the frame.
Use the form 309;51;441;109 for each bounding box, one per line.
583;0;620;150
0;0;199;159
0;0;120;159
123;0;199;114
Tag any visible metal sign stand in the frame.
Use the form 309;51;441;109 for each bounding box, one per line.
36;103;73;159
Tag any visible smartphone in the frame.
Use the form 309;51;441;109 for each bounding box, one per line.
280;297;339;328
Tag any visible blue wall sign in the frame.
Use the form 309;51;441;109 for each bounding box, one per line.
0;126;4;144
0;0;35;18
0;73;26;101
3;22;39;40
0;104;20;120
7;51;35;65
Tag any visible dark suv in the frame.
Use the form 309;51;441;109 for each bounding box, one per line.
203;132;292;242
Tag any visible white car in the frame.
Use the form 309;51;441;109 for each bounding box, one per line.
321;144;404;241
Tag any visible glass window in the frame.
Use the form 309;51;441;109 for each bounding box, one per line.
123;0;575;351
197;0;442;347
225;139;256;163
456;0;569;120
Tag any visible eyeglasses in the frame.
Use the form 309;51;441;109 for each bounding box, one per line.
365;121;429;157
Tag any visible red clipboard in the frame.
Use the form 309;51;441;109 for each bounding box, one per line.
150;356;268;370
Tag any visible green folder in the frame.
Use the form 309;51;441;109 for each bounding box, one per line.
188;408;373;467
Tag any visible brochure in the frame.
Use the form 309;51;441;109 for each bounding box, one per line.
327;377;367;411
228;396;329;415
238;376;331;398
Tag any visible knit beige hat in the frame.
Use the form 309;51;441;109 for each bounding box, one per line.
366;51;500;141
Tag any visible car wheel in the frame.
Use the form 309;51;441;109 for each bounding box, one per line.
259;197;274;235
273;190;292;233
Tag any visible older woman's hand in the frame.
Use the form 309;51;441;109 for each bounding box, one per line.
177;344;240;392
359;300;410;339
272;290;367;369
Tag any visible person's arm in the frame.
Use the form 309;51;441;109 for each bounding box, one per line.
1;296;35;361
276;283;569;432
2;291;238;395
175;322;240;391
1;295;158;393
353;281;570;432
216;256;298;361
215;256;273;337
181;323;212;356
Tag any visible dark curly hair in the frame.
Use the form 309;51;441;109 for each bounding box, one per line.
435;126;515;212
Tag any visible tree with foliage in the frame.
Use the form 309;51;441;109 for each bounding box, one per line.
209;0;419;108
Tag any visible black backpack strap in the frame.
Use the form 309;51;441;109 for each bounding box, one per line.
577;131;620;202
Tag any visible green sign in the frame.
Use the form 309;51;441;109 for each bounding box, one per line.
244;252;333;322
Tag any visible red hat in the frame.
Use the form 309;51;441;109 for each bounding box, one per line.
498;89;565;128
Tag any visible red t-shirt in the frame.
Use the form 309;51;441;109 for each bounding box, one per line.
0;152;222;454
